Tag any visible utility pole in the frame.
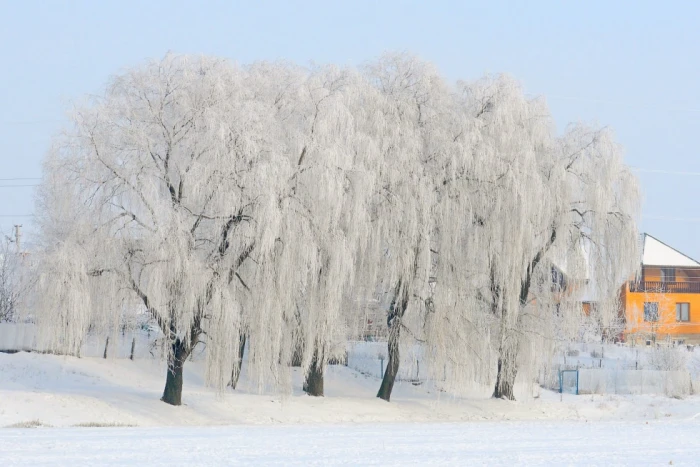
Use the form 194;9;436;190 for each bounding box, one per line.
13;224;21;253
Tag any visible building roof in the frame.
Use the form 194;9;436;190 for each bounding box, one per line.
641;233;700;268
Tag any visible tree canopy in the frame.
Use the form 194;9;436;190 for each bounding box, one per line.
31;53;640;404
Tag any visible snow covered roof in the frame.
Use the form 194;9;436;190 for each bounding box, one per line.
641;233;700;267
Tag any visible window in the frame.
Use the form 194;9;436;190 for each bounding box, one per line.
660;268;676;282
676;303;690;322
644;302;659;322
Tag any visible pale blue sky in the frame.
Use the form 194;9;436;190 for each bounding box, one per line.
2;0;700;257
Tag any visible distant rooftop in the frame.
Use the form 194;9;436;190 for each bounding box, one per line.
641;233;700;268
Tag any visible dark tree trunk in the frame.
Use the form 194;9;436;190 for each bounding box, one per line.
303;348;324;397
490;229;556;401
493;333;519;400
291;305;304;367
162;340;189;406
377;328;400;401
229;333;247;390
377;283;409;402
493;354;517;400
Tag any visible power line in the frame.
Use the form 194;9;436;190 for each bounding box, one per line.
632;168;700;176
643;215;700;223
0;120;61;125
0;177;41;181
0;184;39;188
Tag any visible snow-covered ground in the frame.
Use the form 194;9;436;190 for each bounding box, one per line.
2;351;700;464
2;421;700;465
3;351;700;428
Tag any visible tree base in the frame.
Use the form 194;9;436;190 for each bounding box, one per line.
303;351;324;397
377;342;399;402
492;357;517;401
161;364;184;406
161;342;187;406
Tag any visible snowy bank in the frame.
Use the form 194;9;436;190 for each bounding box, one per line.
2;352;700;428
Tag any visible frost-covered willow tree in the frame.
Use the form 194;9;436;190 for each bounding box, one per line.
243;62;374;396
357;54;496;401
355;54;444;402
462;75;640;400
34;55;278;405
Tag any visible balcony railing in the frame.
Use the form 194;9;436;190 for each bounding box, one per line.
628;281;700;294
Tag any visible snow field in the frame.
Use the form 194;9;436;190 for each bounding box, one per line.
2;421;700;466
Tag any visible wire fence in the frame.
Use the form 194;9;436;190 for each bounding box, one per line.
0;323;162;359
3;323;698;397
346;341;425;382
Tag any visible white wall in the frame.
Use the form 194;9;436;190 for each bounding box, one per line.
577;368;693;397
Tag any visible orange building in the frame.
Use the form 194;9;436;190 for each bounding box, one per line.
623;234;700;344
